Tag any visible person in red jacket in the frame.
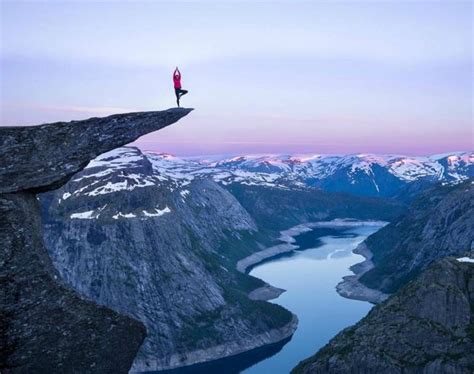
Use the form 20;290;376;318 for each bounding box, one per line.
173;67;188;107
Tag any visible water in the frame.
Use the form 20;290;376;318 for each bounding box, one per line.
243;224;380;374
158;223;381;374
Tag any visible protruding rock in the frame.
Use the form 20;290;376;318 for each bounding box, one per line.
0;109;192;372
0;108;193;193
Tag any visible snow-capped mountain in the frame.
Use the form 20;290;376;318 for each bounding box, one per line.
61;148;473;202
146;150;473;197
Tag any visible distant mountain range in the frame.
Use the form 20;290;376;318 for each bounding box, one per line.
143;151;473;197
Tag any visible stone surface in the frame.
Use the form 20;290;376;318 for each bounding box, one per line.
0;108;192;193
293;257;474;374
360;179;474;294
0;193;146;373
336;242;390;304
0;109;192;373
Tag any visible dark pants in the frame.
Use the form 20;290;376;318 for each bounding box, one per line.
175;88;188;107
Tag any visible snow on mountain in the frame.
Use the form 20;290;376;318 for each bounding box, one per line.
72;148;473;199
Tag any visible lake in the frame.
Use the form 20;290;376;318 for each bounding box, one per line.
157;223;382;374
243;223;381;373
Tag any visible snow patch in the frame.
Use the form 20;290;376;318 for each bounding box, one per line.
112;212;137;219
142;207;171;217
70;210;95;219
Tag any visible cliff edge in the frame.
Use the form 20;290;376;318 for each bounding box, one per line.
0;108;192;373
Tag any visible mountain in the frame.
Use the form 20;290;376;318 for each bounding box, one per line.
292;256;474;374
357;179;474;294
0;108;191;373
40;146;405;371
40;147;297;371
148;151;473;198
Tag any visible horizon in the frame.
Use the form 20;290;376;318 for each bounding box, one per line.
1;1;472;155
134;146;472;159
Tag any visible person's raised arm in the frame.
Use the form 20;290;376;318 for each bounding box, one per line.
174;67;180;78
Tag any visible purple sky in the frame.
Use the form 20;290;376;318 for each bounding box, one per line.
1;1;472;156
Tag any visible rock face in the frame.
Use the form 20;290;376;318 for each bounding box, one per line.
292;257;474;374
39;147;297;371
0;109;192;373
359;180;474;294
1;109;192;193
0;193;146;373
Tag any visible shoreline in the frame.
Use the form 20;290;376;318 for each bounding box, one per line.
236;223;312;273
131;314;298;373
248;284;286;301
237;219;388;275
238;219;390;305
335;242;390;304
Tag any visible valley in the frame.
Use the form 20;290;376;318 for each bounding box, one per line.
38;146;473;372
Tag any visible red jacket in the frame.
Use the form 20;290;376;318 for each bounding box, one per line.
173;71;181;89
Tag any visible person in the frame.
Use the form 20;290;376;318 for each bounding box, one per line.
173;67;188;107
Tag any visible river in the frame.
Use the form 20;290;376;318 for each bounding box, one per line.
157;222;383;374
243;223;382;373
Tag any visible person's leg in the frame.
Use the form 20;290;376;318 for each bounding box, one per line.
179;89;188;97
175;89;180;107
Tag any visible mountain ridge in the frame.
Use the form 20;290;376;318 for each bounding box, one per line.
134;150;473;198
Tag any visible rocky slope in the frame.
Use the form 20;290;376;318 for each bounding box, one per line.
358;179;474;294
0;108;191;373
40;146;407;371
292;256;474;374
225;183;402;231
40;147;297;372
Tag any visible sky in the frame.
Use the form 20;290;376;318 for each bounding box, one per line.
1;0;472;156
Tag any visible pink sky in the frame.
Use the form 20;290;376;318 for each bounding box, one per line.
1;1;472;156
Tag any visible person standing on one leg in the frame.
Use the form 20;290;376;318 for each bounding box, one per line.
173;67;188;107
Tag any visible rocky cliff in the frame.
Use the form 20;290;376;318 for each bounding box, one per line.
292;256;474;374
0;108;191;373
359;180;473;294
39;146;298;371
